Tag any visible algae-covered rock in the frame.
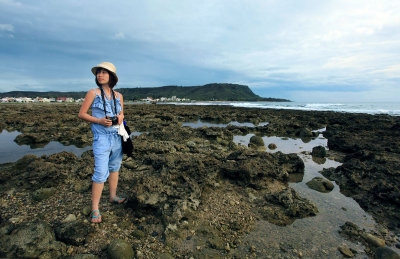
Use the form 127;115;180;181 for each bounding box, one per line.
260;188;318;225
306;177;334;193
107;239;134;259
249;135;264;146
312;145;326;158
0;221;66;258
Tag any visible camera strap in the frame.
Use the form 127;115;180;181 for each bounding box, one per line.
99;86;117;117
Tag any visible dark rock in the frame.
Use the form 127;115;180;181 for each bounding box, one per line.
312;145;326;158
222;150;297;189
259;188;318;225
107;239;134;259
339;222;364;242
297;128;313;138
249;135;264;146
0;221;66;258
306;177;334;193
375;247;400;259
55;221;93;245
268;143;277;150
322;150;400;232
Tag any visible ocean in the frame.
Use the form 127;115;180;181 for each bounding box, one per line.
174;101;400;116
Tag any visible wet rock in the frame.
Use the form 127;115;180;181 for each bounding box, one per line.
363;233;386;247
312;145;326;158
249;135;264;146
259;188;318;225
0;221;66;258
107;239;134;259
338;246;355;257
375;247;400;259
339;222;364;242
306;177;334;193
222;150;294;189
312;156;326;164
322;150;400;232
32;187;57;201
268;143;277;150
55;221;93;245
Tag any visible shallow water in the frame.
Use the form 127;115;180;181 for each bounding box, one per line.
0;130;92;163
231;133;382;258
182;119;268;128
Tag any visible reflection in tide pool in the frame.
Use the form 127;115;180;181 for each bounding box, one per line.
182;119;268;128
0;130;92;164
232;132;380;258
234;134;327;153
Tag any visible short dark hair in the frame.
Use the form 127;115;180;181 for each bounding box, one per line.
95;68;117;88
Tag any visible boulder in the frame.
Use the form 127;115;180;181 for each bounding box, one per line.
249;135;264;147
0;221;66;258
268;143;277;150
107;239;134;259
312;145;326;158
259;188;318;225
306;177;334;193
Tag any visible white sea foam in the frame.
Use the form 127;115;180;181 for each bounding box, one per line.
171;101;400;116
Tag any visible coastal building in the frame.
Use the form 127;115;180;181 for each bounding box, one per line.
57;97;74;102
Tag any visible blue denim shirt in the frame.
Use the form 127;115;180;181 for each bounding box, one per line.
91;90;122;135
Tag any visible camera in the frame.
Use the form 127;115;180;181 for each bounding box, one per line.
107;116;119;125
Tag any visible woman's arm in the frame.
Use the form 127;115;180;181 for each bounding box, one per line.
78;89;111;127
117;92;124;125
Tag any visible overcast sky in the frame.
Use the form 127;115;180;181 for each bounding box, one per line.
1;0;399;102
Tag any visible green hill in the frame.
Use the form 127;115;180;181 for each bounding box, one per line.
0;83;290;102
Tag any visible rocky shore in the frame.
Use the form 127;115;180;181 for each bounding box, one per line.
0;103;399;258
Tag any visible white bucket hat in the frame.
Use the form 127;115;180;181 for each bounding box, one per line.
91;62;118;84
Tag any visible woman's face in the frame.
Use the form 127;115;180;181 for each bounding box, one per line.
96;68;110;86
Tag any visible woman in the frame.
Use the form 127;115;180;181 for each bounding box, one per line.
78;62;126;223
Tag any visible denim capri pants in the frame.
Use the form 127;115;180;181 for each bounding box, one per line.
92;132;123;183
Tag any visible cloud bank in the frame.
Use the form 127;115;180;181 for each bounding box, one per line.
0;0;399;101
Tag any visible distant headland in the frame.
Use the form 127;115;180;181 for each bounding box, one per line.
0;83;291;102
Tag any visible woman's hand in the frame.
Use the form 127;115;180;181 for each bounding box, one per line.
116;114;124;125
98;117;112;127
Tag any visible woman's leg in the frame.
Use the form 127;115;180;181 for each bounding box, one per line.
108;171;119;200
109;172;126;203
91;181;104;223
